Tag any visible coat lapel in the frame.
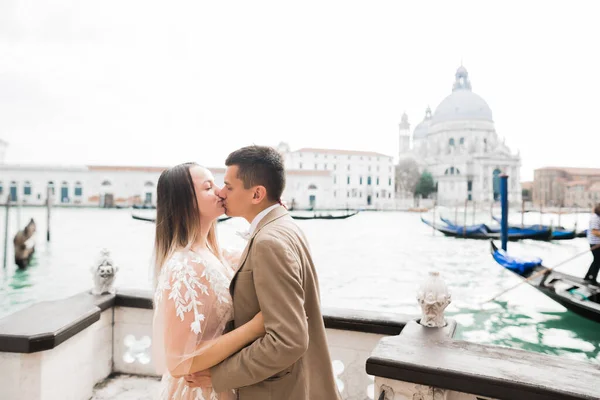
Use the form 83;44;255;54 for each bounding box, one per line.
229;206;289;295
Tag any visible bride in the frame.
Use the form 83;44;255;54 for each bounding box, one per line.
152;162;265;400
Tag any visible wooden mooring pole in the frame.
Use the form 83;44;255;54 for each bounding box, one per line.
3;198;10;269
46;187;52;242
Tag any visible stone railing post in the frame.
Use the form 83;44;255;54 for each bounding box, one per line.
91;249;118;295
370;271;456;400
416;271;451;328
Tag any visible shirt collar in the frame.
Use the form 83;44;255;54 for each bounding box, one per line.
248;203;280;236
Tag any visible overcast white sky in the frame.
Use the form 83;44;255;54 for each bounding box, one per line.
1;1;599;181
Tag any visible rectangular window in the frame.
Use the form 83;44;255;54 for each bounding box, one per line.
347;165;351;171
299;163;303;169
360;177;363;185
334;164;337;170
347;176;350;185
24;186;32;196
334;176;337;184
376;177;380;185
75;187;83;197
389;178;392;186
314;163;318;170
347;191;350;198
324;163;328;170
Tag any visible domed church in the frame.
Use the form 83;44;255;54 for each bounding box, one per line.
398;66;522;206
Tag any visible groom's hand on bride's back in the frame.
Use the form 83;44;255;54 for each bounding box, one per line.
184;370;211;388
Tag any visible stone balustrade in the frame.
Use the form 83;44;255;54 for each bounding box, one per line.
0;271;598;400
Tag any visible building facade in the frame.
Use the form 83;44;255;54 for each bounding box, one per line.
279;145;396;209
534;167;600;207
397;66;522;206
0;142;395;210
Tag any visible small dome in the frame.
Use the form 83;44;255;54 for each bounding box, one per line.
413;107;432;140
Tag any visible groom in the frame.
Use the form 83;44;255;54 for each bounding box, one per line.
188;145;340;400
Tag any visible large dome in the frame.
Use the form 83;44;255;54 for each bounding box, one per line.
413;107;432;140
431;66;493;125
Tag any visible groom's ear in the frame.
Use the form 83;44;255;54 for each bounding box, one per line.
251;186;268;204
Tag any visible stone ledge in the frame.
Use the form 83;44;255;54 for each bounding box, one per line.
0;288;411;353
0;291;114;353
113;289;411;335
367;321;600;400
323;307;409;335
115;288;153;309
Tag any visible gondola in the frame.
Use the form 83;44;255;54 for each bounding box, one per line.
291;211;359;220
490;215;577;240
433;217;553;241
132;214;232;223
490;241;600;324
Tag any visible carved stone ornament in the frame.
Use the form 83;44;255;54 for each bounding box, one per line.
416;271;451;328
91;248;118;295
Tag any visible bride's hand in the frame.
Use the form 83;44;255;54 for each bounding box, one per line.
249;311;266;338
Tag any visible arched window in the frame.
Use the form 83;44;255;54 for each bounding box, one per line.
308;184;317;190
445;166;459;175
75;181;83;197
101;180;112;187
10;181;17;201
493;169;502;200
61;181;70;203
23;181;32;196
144;181;154;187
47;181;55;195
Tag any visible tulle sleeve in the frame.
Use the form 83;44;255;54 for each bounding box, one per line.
152;251;231;378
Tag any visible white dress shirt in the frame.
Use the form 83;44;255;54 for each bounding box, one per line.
237;203;280;240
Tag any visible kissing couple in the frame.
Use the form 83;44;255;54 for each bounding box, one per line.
152;145;341;400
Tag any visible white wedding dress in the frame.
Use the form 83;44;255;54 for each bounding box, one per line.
153;249;239;400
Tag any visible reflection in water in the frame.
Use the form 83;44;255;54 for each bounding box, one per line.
0;208;598;365
452;301;599;362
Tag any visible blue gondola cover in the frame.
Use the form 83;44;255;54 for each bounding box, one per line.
492;247;542;274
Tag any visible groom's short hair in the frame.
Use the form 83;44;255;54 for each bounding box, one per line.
225;145;285;202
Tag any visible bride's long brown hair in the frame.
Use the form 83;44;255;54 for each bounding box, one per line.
153;162;221;286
